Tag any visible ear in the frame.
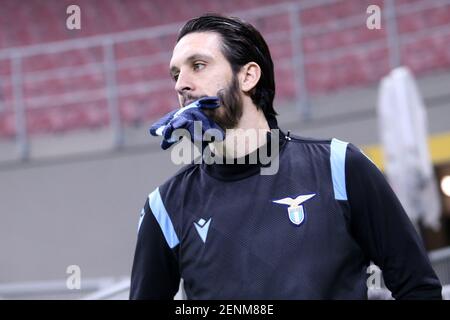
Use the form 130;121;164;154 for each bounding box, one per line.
239;62;261;93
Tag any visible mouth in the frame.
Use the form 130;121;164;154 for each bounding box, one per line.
183;95;208;107
183;99;195;107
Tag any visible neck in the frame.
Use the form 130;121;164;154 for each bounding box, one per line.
210;102;270;159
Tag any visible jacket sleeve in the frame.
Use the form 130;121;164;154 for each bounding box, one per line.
129;197;180;299
345;143;442;300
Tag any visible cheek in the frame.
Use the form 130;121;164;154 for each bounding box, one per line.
207;71;233;95
193;65;234;97
213;79;232;96
201;77;224;96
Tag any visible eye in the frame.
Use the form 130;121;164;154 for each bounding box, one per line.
172;73;179;82
193;62;205;71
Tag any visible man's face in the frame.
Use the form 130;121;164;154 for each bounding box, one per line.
169;32;243;129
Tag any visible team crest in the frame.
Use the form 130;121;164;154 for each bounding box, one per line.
273;194;316;226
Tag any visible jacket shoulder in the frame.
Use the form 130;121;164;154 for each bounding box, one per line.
288;133;332;145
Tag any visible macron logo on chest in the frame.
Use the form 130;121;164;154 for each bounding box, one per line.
194;218;212;243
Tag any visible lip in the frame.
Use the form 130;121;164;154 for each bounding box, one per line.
184;99;196;107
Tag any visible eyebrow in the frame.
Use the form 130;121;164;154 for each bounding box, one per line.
169;53;212;76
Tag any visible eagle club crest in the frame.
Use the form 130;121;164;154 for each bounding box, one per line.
273;194;316;226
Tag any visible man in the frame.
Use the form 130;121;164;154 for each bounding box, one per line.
129;14;442;299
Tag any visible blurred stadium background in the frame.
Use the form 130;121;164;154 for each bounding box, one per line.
0;0;450;299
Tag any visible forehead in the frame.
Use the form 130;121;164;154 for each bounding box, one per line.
170;32;224;67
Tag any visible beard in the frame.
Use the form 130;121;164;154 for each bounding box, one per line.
202;73;243;130
180;73;244;130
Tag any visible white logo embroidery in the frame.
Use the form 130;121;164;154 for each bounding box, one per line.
273;194;316;226
194;218;212;243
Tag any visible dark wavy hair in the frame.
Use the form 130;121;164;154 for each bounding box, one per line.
177;14;278;120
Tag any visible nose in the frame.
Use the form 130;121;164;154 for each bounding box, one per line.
174;70;195;95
